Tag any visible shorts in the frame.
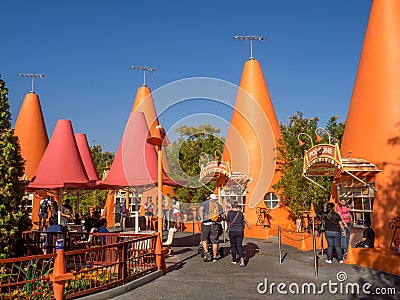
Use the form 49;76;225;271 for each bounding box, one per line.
201;222;219;244
145;212;153;217
38;212;48;219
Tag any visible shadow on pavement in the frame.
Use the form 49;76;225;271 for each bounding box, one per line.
243;242;260;265
171;233;201;247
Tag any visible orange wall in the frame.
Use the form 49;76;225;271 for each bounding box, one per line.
340;0;400;248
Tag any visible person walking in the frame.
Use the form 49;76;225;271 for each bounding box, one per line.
38;197;51;230
172;197;181;230
143;197;154;231
114;201;122;227
199;193;223;262
336;197;352;259
121;201;127;225
323;202;346;263
226;201;251;267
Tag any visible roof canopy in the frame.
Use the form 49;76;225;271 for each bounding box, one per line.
75;133;100;181
100;111;179;189
28;120;95;190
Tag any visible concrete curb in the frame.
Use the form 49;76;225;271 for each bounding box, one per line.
76;270;163;300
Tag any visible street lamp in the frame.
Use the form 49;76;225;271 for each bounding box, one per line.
146;125;167;236
297;133;314;147
315;127;331;144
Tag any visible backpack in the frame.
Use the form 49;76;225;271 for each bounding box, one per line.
209;201;220;222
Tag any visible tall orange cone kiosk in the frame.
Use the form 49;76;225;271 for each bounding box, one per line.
102;83;174;225
14;92;48;179
340;0;400;249
220;58;289;238
14;92;49;227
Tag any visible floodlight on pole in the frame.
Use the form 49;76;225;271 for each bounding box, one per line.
315;127;332;144
129;65;156;86
297;133;314;148
233;35;267;59
17;73;46;93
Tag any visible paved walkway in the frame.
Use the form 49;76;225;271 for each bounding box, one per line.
111;231;400;300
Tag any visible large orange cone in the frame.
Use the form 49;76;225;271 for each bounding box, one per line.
14;92;48;180
221;58;287;232
131;85;170;172
340;0;400;248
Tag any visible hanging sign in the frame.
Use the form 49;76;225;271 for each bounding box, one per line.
199;161;230;182
303;144;342;177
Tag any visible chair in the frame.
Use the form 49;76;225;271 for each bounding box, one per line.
162;227;177;255
86;227;99;247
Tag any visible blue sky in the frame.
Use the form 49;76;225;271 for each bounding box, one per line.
1;0;372;153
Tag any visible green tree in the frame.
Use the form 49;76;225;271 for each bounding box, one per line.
0;77;32;258
66;145;114;214
274;112;345;219
167;124;225;203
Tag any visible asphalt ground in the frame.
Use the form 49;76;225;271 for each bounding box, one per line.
111;231;400;300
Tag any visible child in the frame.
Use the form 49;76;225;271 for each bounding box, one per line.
355;219;375;248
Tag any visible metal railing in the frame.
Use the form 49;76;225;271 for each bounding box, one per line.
0;232;158;300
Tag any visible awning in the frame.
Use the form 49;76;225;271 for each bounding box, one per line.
199;160;231;183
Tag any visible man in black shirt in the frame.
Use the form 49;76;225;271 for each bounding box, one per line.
355;219;375;248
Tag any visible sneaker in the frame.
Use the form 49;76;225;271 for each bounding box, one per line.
231;261;237;264
339;260;344;264
203;252;212;262
239;258;245;267
212;257;218;262
325;260;332;264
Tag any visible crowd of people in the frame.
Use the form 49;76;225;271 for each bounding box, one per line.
319;197;375;264
38;196;108;234
141;196;183;231
38;192;377;267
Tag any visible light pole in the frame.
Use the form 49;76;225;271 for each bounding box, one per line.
146;125;166;236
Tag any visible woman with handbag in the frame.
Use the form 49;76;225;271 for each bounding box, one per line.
226;201;251;267
323;202;346;263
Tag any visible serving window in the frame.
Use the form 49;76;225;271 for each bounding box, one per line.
337;178;375;228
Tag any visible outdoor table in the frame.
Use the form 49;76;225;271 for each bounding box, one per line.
67;223;84;232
